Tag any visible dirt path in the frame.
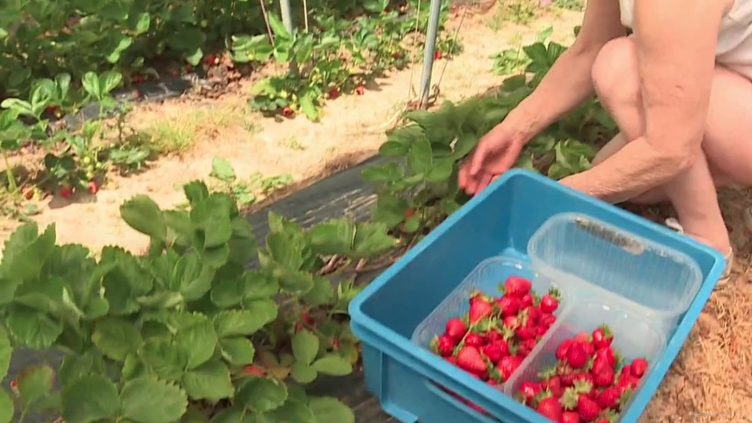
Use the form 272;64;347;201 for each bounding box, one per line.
0;6;582;253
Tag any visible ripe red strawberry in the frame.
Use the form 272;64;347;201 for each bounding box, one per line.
482;341;507;363
243;364;266;376
88;181;98;194
497;296;521;317
540;289;560;313
572;373;595;391
355;85;365;95
617;371;639;391
469;297;494;323
456;346;487;374
517;338;537;358
558;365;576;387
204;54;216;66
536;396;563;422
519;381;541;403
497;355;523;380
567;342;589;369
503;276;532;298
574;332;591;343
515;322;536;340
60;185;73;199
282;106;293;117
503;315;518;329
592;325;613;349
445;318;467;341
464;333;484;348
445;356;457;365
328;87;340;99
561;411;581;423
540;313;557;327
536;325;549;337
520;293;534;308
576;395;601;422
595;386;621;409
434;50;443;60
592;360;615;387
556;339;573;361
484;330;502;343
23;187;35;200
630;358;648;378
594;347;616;368
434;335;455;357
527;305;542;323
542;375;564;397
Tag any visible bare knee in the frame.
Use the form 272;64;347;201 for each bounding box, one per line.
591;37;640;106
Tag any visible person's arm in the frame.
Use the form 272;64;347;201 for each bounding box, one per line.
560;0;732;204
504;0;625;142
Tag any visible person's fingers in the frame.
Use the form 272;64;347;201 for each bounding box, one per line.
496;139;524;173
474;172;494;194
468;138;491;176
458;162;469;189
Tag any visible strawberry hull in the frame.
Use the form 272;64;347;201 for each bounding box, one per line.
349;169;726;423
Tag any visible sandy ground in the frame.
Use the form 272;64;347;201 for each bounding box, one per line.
1;2;751;422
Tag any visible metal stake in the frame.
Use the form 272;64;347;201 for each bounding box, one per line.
279;0;294;34
419;0;443;107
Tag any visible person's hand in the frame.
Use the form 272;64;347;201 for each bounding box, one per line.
458;123;526;195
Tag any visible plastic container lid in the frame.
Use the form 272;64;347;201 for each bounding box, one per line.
528;213;703;320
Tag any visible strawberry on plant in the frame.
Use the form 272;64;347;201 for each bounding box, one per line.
434;50;443;60
60;185;73;199
242;364;266;377
88;181;98;195
282;106;294;117
356;85;365;95
328;87;340;100
204;54;217;66
185;64;194;73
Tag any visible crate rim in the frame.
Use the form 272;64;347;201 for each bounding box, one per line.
348;168;727;423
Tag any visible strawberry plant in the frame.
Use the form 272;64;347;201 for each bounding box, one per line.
0;177;397;422
208;157;292;207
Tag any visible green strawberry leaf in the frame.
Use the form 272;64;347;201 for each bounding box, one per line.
213;308;275;338
5;305;62;349
62;375;120;423
308;397;355;423
175;318;217;369
290;362;318;384
352;222;397;258
182;360;234;401
120;377;187;423
292;330;319;365
309;219;356;255
1;223;56;282
236;376;288;413
311;354;352;376
219;337;255;365
120;195;167;241
0;327;10;380
17;365;54;410
92;317;143;361
267;399;316;423
0;389;12;423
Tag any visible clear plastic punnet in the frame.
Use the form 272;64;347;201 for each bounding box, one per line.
528;213;703;334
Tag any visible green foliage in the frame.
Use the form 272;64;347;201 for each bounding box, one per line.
1;179;395;422
366;28;617;236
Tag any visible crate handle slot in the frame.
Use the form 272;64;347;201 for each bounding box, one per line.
425;380;502;423
573;216;645;255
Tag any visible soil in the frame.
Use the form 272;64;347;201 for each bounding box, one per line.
1;2;751;422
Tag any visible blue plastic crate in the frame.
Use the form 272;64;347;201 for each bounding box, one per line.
348;169;726;423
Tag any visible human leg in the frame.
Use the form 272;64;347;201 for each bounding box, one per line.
589;37;752;256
